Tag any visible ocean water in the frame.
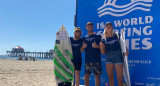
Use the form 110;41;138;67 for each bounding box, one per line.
0;55;53;61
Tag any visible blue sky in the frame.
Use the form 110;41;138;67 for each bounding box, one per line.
0;0;76;55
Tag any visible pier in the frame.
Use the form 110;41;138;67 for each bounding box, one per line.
6;45;54;59
6;51;53;59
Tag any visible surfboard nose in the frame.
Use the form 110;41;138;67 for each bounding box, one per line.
59;25;66;31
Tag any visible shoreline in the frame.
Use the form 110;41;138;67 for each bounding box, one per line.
0;56;53;61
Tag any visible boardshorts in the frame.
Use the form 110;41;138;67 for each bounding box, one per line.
85;62;102;75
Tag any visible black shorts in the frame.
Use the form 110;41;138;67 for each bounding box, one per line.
73;62;82;71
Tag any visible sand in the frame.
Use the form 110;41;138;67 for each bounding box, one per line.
0;59;56;86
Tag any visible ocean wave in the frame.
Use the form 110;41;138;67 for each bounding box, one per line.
98;7;151;17
98;0;153;10
98;2;152;14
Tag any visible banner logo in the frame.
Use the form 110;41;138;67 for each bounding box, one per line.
98;0;153;17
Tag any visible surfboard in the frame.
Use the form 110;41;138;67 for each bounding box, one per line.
119;28;131;86
53;25;74;86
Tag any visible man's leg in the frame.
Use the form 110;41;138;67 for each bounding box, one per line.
85;74;90;86
93;63;102;86
85;63;91;86
95;74;100;86
74;62;82;86
75;70;80;86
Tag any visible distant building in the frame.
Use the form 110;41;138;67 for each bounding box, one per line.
11;45;24;53
49;49;54;54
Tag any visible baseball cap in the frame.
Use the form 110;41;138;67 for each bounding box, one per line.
74;27;81;32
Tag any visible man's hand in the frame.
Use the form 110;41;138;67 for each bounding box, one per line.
82;42;87;49
92;41;99;48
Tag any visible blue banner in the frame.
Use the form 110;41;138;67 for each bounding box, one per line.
76;0;160;86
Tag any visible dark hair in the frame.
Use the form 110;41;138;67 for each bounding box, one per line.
86;22;93;26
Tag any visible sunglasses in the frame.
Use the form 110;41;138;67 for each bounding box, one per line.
75;30;81;33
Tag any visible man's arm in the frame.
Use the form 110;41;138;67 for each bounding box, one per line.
80;47;85;52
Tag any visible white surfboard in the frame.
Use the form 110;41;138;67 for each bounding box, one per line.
53;25;74;86
119;28;131;86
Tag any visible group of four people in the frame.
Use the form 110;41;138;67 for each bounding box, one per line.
62;22;128;86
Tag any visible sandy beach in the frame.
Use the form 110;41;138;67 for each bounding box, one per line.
0;59;56;86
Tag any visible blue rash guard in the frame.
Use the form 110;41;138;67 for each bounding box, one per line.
102;33;121;53
83;34;101;63
70;37;82;63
